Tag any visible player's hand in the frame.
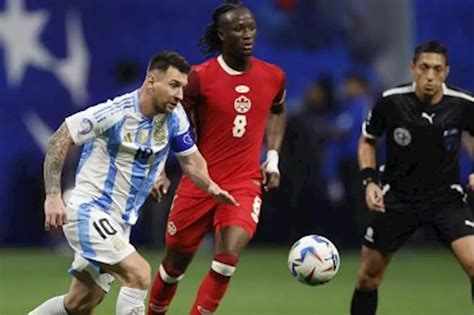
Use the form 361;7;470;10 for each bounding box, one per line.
261;150;280;192
44;194;68;231
208;184;239;206
365;182;385;212
468;173;474;192
150;173;171;202
261;164;280;192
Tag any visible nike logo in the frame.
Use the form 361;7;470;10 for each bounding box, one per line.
421;112;435;124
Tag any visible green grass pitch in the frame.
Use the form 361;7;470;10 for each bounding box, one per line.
0;247;472;314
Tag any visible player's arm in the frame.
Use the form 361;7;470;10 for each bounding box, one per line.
262;73;287;191
462;96;474;191
176;150;237;205
43;122;73;230
44;100;123;230
360;98;387;212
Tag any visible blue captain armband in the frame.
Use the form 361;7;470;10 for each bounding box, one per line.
171;129;197;156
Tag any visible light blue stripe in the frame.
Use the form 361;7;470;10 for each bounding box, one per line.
78;203;96;260
93;105;112;117
123;120;153;223
134;147;169;210
76;141;94;174
133;90;140;113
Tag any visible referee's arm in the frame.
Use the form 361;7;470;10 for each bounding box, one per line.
359;135;385;212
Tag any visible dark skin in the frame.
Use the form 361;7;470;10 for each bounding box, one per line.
161;7;286;271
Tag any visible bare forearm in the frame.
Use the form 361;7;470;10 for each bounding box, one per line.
44;122;73;195
358;136;377;169
266;105;287;151
178;151;214;192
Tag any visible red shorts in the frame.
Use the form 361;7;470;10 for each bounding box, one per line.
165;187;262;253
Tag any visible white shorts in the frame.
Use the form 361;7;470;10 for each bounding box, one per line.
63;202;136;292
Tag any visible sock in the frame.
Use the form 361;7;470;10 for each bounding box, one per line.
148;263;185;315
117;287;148;315
28;295;68;315
350;289;378;315
190;254;239;315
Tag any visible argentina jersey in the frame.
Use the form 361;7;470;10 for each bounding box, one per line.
65;90;196;225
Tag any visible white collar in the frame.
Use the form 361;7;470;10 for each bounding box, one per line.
217;54;244;76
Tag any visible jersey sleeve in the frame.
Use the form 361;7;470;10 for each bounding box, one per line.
182;68;201;110
272;68;286;106
463;97;474;135
362;97;387;139
170;104;197;156
65;100;124;145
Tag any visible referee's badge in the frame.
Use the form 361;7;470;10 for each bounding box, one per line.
393;127;411;146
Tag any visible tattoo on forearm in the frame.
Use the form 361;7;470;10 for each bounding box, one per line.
44;122;71;194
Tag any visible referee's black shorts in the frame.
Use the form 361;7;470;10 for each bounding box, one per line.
362;188;474;253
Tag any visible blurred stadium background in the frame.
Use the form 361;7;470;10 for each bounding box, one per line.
1;0;473;314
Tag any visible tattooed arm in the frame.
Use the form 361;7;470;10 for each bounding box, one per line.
43;122;73;230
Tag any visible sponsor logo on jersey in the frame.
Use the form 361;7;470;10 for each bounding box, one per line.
183;132;193;145
123;132;133;143
421;112;435;124
465;220;474;228
78;118;93;135
364;227;374;243
235;85;250;93
393;127;411;146
234;95;252;114
167;221;177;235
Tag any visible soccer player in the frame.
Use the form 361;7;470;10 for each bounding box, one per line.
350;41;474;314
29;51;237;315
147;2;286;314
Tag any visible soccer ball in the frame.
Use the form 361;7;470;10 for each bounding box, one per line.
288;235;340;286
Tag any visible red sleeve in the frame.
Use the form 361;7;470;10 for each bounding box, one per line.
272;68;286;106
182;68;201;110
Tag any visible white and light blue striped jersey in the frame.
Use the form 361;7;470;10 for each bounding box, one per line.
65;90;196;225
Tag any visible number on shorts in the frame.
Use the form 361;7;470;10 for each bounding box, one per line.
232;114;247;138
251;196;262;223
93;218;118;239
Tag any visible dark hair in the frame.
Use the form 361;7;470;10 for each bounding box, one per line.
147;51;191;74
413;40;449;65
198;1;246;55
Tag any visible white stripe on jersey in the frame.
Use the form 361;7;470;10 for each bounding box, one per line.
382;83;415;97
67;90;195;225
443;84;474;102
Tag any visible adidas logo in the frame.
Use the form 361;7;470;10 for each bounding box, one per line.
197;305;213;314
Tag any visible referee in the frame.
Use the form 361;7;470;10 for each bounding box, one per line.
350;40;474;314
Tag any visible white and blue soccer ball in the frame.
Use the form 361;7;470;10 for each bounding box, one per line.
288;235;340;286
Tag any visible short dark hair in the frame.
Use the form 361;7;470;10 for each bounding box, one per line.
147;51;191;74
413;40;449;65
198;1;247;56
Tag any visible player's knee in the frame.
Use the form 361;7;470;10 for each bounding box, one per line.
65;294;100;314
356;269;383;290
124;260;152;290
211;253;239;278
464;260;474;278
158;262;186;284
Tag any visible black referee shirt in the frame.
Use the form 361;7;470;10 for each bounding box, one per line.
363;82;474;200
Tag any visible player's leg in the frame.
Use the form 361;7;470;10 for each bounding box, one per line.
350;246;393;315
451;235;474;304
351;191;419;315
148;195;216;315
189;191;260;315
433;202;474;304
29;270;106;315
101;251;151;315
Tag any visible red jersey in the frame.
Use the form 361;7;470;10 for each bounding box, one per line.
176;55;286;196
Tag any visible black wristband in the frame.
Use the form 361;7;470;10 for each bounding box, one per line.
361;167;378;186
